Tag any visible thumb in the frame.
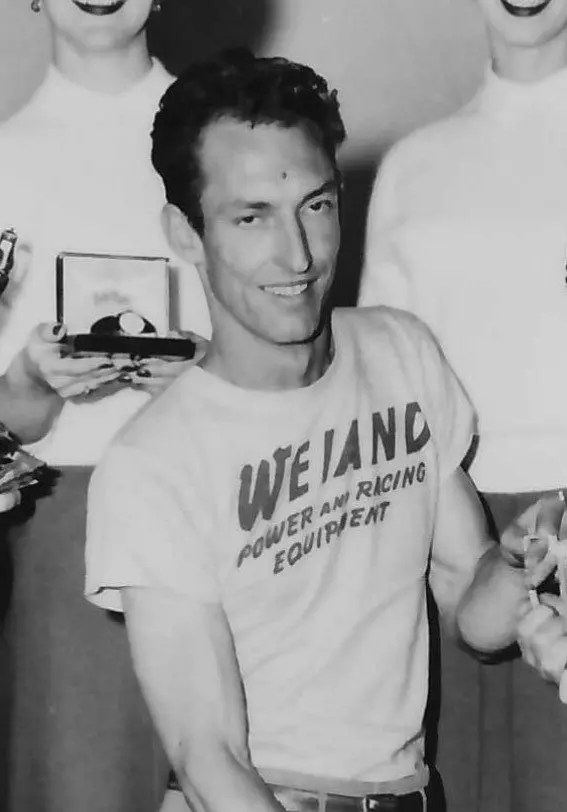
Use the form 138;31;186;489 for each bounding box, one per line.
36;322;67;344
540;593;564;615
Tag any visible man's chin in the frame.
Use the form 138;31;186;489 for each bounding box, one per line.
271;319;329;348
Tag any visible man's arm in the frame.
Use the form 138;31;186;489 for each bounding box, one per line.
429;466;527;654
122;587;285;812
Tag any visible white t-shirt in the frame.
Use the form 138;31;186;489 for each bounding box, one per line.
360;66;567;493
85;307;475;784
0;61;211;466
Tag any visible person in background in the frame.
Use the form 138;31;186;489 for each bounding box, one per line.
86;49;545;812
359;0;567;809
0;1;209;811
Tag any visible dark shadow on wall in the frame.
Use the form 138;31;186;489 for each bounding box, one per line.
147;0;277;76
330;156;379;309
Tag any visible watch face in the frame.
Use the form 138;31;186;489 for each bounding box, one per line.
56;252;170;338
90;310;158;337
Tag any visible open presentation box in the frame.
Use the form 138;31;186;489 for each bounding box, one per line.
56;252;196;359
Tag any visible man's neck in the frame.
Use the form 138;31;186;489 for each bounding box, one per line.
202;322;334;392
51;34;152;93
491;34;567;83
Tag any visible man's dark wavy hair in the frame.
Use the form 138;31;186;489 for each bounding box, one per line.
151;48;347;235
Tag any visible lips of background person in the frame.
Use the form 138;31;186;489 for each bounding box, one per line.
71;0;126;16
500;0;553;17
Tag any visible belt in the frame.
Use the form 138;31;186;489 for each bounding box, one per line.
270;784;427;811
166;772;429;811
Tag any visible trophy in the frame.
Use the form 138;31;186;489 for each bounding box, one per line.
0;227;18;297
0;424;51;496
56;252;196;359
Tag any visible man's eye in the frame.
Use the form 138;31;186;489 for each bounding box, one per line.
308;198;335;214
237;214;260;226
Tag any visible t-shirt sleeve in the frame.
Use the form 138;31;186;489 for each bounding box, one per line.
85;443;220;612
397;311;476;478
358;145;413;311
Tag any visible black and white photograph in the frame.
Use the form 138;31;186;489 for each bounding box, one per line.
1;2;567;812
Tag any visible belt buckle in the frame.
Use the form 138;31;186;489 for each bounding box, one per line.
362;794;398;812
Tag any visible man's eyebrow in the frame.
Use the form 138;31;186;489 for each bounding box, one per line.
224;179;338;212
225;200;272;212
300;179;339;205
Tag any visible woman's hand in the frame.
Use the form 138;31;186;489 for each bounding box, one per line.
125;331;209;396
518;596;567;689
15;322;124;399
501;495;565;582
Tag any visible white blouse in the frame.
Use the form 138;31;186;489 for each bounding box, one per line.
0;60;211;465
361;66;567;493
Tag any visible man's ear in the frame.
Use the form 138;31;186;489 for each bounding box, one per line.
161;204;204;266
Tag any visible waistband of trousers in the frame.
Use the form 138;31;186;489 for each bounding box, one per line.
257;765;430;798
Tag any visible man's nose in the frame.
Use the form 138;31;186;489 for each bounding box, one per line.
281;217;312;275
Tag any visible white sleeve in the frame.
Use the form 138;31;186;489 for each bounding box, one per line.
85;443;220;612
390;310;476;477
413;317;476;477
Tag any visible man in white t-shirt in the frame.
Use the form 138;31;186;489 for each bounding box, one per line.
85;50;542;812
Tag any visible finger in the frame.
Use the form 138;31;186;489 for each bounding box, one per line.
36;322;67;344
535;495;566;538
48;355;117;376
135;358;190;378
540;594;567;625
500;531;535;566
528;547;560;588
538;638;567;684
517;594;539;626
512;500;542;537
517;603;565;641
0;490;20;513
517;604;556;639
524;537;550;564
56;369;124;398
518;615;567;675
501;511;546;566
169;329;208;344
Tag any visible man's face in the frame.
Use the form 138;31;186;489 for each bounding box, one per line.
476;0;567;48
196;118;341;348
43;0;153;52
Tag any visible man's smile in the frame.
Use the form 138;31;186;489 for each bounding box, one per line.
72;0;126;16
260;281;313;298
500;0;553;17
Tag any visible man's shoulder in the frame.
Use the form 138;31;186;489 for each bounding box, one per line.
337;306;448;381
108;367;201;459
336;305;435;347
